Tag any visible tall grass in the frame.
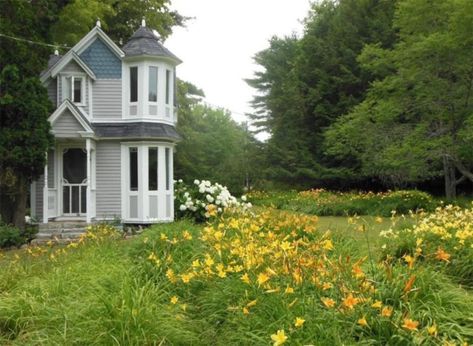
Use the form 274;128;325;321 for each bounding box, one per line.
0;211;472;345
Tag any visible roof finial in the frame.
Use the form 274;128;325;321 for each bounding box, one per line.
54;49;59;56
96;18;101;28
141;17;146;27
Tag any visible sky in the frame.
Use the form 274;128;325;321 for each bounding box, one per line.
166;0;312;129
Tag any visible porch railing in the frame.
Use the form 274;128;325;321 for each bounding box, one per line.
62;179;87;215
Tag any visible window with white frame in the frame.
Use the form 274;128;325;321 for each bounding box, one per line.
63;76;84;104
148;66;158;102
165;69;171;105
130;66;138;103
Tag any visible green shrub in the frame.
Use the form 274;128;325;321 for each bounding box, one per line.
174;179;251;222
0;222;23;248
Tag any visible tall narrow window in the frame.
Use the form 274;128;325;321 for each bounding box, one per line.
129;147;138;191
72;77;82;103
130;66;138;102
148;66;158;102
148;147;158;190
165;69;171;104
165;147;170;190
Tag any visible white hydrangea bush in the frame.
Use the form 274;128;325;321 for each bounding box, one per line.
174;179;252;222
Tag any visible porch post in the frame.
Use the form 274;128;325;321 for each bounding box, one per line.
42;152;48;224
86;138;91;223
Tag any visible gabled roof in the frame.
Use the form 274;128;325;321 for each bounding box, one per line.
122;26;182;64
49;99;94;136
40;25;124;84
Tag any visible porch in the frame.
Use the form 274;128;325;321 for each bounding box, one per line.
32;138;97;224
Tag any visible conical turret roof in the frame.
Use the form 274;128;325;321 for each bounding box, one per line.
122;26;181;63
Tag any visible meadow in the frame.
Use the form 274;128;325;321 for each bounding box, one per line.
1;191;472;345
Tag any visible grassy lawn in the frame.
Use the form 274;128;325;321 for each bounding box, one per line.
1;207;472;345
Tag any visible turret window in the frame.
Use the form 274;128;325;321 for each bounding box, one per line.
165;69;171;105
130;66;138;102
148;66;158;102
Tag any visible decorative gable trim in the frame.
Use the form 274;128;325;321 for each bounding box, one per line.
40;25;124;84
51;52;96;80
49;99;94;135
74;26;124;59
41;52;96;83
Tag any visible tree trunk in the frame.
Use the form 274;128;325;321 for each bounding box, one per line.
0;176;27;231
12;176;27;231
443;156;457;199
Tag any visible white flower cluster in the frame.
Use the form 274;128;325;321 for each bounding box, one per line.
175;179;252;220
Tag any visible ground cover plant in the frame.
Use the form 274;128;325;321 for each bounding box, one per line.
1;203;472;345
250;189;436;216
381;204;473;286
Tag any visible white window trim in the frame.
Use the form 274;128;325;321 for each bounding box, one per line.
121;142;175;223
148;65;159;105
129;65;139;105
71;76;86;106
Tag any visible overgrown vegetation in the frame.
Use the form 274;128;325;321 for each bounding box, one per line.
1;201;472;344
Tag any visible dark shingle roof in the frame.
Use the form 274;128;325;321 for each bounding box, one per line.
92;122;181;141
122;27;181;63
48;54;62;68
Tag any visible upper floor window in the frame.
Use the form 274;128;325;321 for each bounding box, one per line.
130;66;138;103
165;69;171;105
72;77;83;103
63;76;84;104
148;66;158;102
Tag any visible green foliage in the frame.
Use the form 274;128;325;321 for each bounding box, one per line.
0;65;54;228
1;212;472;344
0;0;65;75
51;0;187;46
0;66;54;182
175;80;263;194
325;0;473;195
381;204;473;285
0;222;22;249
250;189;435;217
247;0;397;186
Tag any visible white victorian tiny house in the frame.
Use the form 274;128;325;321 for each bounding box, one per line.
32;19;181;225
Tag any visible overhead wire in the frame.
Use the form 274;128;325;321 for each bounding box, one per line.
0;33;255;120
0;33;71;49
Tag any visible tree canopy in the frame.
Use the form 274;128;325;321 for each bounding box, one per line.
175;81;262;194
325;0;473;197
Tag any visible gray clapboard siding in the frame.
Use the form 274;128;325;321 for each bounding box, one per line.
95;141;121;218
52;109;83;137
92;80;122;120
35;179;44;221
47;79;57;107
62;60;83;73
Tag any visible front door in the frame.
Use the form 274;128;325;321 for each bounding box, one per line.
62;148;87;215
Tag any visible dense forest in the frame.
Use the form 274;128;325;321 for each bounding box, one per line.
1;0;473;228
247;0;473;198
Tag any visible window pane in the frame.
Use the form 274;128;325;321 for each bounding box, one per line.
130;147;138;191
130;67;138;102
165;147;170;190
165;69;170;104
73;78;81;103
148;66;158;102
148;147;158;190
